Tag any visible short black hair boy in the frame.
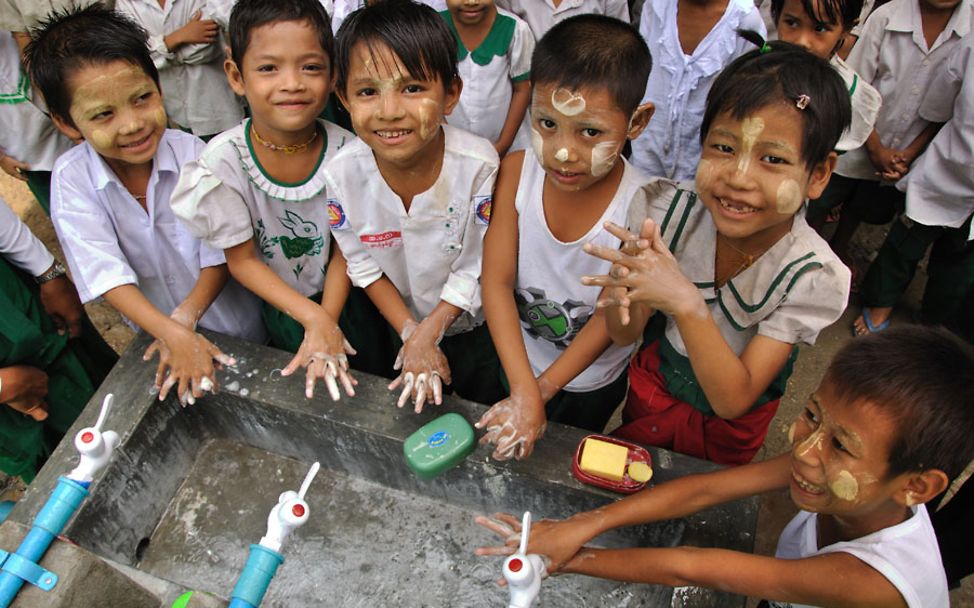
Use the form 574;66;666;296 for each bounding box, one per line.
228;0;333;69
334;0;459;97
531;14;652;117
25;5;159;128
701;36;851;169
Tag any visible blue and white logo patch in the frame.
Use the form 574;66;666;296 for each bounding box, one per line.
475;195;492;225
327;199;348;230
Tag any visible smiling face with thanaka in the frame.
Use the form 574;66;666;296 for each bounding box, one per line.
54;60;166;173
339;39;460;172
695;103;834;249
529;82;650;192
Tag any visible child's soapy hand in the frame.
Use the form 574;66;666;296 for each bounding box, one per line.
146;327;234;407
583;220;702;319
388;318;452;413
282;311;357;402
475;392;546;461
474;512;596;581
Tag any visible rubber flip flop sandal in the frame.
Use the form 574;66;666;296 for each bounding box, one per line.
854;307;890;337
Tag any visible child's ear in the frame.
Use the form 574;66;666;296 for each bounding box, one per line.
442;77;463;117
805;151;837;200
627;102;655;141
50;114;83;145
894;469;950;508
224;57;246;97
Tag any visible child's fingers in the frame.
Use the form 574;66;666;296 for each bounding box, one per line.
159;374;176;401
337;367;356;397
431;373;443;405
475;514;518;539
395;372;414;408
210;349;236;367
413;373;428;413
323;371;340;402
582;241;625;264
342;338;358;356
474;545;517;557
143;341;160;362
281;352;304;377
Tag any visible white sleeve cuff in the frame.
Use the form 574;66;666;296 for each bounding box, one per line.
440;273;478;314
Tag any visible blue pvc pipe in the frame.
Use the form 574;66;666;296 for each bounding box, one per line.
229;544;284;608
0;477;89;607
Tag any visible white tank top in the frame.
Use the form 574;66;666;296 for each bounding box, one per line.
514;152;638;392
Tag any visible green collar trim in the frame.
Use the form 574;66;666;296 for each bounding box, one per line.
724;254;820;313
441;10;517;66
244;118;327;188
848;73;858;98
0;73;30;105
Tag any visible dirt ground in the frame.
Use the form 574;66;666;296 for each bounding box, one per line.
1;170;970;604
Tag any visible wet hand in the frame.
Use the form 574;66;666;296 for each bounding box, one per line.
474;512;592;580
388;318;452;413
38;274;84;337
475;392;546;461
145;328;234;407
283;313;357;401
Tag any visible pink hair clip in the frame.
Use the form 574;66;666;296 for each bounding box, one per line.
796;94;811;110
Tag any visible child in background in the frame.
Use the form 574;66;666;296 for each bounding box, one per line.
0;201;117;483
326;0;505;412
495;0;629;41
441;0;534;156
772;0;881;154
173;0;390;401
477;326;968;608
855;33;974;334
27;7;264;406
588;40;851;465
330;0;446;34
0;31;73;215
117;0;245;139
476;15;653;461
807;0;972;269
629;0;765;181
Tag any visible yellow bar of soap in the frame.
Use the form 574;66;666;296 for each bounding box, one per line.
579;438;628;481
627;461;653;483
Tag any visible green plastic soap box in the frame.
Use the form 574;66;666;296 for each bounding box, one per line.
403;412;475;480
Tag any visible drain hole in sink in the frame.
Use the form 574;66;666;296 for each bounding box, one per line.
135;537;151;562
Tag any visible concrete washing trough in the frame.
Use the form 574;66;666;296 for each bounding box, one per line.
0;332;758;607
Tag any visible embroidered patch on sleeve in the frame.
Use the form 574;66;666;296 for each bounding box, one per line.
475;195;492;225
327;200;348;230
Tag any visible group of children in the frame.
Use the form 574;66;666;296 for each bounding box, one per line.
0;0;971;604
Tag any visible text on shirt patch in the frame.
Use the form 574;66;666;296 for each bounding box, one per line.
327;200;348;230
475;195;492;225
360;231;403;248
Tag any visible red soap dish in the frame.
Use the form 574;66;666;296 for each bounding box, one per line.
572;434;653;494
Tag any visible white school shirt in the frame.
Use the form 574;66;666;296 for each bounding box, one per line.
0;0;103;31
495;0;629;41
514;152;639;392
0;32;72;171
51;129;266;342
207;0;335;29
831;54;882;153
324;125;497;335
631;180;851;357
0;200;53;276
444;8;534;148
172;119;352;298
837;0;974;180
898;33;974;239
330;0;445;34
117;0;244;137
770;506;948;608
630;0;765;181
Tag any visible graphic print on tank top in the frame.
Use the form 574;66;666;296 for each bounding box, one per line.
515;286;593;349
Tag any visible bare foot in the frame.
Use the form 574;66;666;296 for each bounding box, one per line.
853;307;892;336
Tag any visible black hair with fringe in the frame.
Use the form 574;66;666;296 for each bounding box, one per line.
229;0;333;69
700;33;851;168
25;5;159;128
334;0;458;97
531;14;651;116
771;0;864;31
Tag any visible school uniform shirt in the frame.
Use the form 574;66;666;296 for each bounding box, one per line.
494;0;629;41
0;199;53;276
324;125;497;335
0;32;73;171
770;506;949;608
443;7;534;149
207;0;335;29
171;118;352;298
837;0;974;180
897;33;974;239
51;129;265;342
831;54;882;153
117;0;244;137
629;0;764;181
0;0;101;30
514;152;640;392
630;180;850;409
330;0;446;34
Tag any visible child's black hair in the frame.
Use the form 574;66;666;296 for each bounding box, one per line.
826;325;974;483
531;14;651;117
700;34;851;169
771;0;864;32
229;0;333;69
24;5;159;128
334;0;458;97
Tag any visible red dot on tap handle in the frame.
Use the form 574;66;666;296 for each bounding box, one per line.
81;432;94;444
292;504;305;517
508;558;523;573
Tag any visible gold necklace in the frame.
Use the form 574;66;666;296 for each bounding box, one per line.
251;125;318;155
716;233;764;285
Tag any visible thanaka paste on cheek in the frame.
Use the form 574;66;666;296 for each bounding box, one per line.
89;130;112;149
776;178;803;214
531;127;544;164
551;88;586;116
695;158;715;193
590;141;619;177
829;469;859;501
737;116;765;175
555;147;569;162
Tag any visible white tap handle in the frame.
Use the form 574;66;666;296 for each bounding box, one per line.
518;511;531;555
298;461;319;500
68;394;119;483
259;462;319;553
503;511;543;608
